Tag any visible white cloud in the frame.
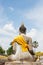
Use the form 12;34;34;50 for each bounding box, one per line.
0;23;17;36
0;23;17;50
27;29;37;39
3;23;16;33
9;7;14;11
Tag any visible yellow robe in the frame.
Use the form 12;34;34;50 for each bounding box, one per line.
11;35;29;52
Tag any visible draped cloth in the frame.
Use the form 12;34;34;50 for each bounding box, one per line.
11;35;29;52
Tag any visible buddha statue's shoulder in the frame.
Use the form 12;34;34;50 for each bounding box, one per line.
21;34;32;42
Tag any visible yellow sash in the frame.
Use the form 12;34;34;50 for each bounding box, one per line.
12;35;29;52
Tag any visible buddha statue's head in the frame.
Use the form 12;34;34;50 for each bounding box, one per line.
19;23;26;34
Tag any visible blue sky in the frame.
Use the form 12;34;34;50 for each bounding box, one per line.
0;0;43;52
0;0;40;29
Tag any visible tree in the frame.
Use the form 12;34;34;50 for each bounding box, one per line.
32;41;39;48
7;46;13;55
0;46;5;55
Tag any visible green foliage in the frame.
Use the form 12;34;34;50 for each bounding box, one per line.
0;46;5;55
32;41;39;48
7;46;13;55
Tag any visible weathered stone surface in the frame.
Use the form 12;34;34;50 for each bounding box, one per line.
41;63;43;65
5;61;42;65
32;62;41;65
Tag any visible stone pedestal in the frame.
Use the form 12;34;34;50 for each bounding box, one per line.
5;61;42;65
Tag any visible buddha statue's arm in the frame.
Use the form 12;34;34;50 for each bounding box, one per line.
28;37;35;55
28;37;33;50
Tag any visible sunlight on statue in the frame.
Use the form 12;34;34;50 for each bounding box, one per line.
8;23;37;61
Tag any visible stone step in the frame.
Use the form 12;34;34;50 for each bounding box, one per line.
5;61;43;65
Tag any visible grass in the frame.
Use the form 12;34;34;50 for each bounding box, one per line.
0;55;8;59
